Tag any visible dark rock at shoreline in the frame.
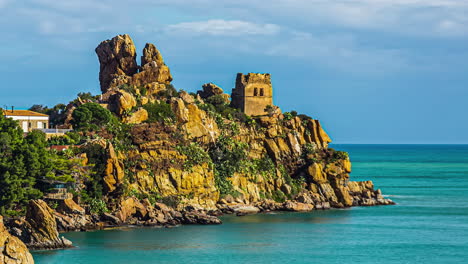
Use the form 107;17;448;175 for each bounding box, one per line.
7;200;72;250
182;211;222;225
0;215;34;264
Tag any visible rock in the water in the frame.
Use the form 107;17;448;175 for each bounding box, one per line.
10;200;72;250
182;211;222;225
283;201;314;212
232;205;260;215
0;216;34;264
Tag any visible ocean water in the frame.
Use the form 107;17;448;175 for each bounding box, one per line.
33;145;468;264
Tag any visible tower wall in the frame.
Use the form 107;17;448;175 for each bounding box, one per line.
231;73;273;116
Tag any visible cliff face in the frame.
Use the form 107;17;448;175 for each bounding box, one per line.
0;216;34;264
91;35;393;215
6;200;72;250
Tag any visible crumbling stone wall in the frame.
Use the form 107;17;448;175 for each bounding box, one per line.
231;73;273;116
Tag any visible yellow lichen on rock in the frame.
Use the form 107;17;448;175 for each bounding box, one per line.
0;216;34;264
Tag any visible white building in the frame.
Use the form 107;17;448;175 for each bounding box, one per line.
3;109;49;132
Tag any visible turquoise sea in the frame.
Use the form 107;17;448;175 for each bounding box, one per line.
33;145;468;263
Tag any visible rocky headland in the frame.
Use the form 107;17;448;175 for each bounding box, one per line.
2;34;393;257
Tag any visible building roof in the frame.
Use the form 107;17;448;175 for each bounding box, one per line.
3;109;49;117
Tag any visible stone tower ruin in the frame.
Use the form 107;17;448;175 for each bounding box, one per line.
231;73;273;116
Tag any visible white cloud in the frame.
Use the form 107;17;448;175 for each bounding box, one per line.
6;0;468;37
247;0;468;37
166;20;280;36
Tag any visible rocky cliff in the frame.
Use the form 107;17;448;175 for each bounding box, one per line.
88;35;393;217
0;216;34;264
6;200;72;250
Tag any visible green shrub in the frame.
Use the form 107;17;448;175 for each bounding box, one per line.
301;143;317;161
330;150;349;162
209;135;248;195
71;103;116;131
142;101;175;123
271;190;286;203
283;112;293;121
89;198;109;215
139;87;148;96
176;142;212;170
243;155;276;179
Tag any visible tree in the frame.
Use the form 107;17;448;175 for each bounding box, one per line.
71;102;115;130
0;111;42;215
29;104;49;114
0;111;84;215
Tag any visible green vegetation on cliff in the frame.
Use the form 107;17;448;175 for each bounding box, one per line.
0;112;83;215
0;34;392;221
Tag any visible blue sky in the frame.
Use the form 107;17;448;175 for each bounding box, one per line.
0;0;467;144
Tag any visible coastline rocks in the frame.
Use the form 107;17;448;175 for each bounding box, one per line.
182;211;222;225
282;201;314;212
115;197;148;223
348;181;395;206
9;200;72;250
0;216;34;264
57;199;85;215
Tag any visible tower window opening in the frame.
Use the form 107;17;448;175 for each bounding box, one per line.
260;88;264;96
254;88;258;96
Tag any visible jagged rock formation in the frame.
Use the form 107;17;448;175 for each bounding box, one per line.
96;34;172;94
198;83;230;103
21;34;393;238
91;35;394;214
0;216;34;264
7;200;72;250
96;34;139;93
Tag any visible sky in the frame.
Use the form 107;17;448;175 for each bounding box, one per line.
0;0;467;144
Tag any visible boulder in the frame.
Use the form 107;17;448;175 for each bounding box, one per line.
198;83;224;99
307;163;327;184
110;90;137;116
84;140;125;194
182;211;222;225
10;200;73;250
96;34;138;93
115;197;148;223
283;201;314;212
179;91;195;104
124;108;148;124
101;213;122;226
306;120;331;149
57;199;85;215
232;205;260;215
296;192;314;204
96;35;172;96
0;216;34;264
